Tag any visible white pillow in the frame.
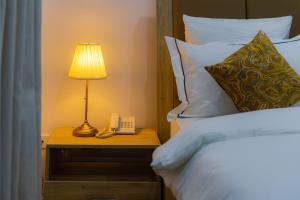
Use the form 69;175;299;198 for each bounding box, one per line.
166;35;300;120
184;15;293;44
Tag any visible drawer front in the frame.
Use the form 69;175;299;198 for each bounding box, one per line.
44;181;161;200
48;148;157;182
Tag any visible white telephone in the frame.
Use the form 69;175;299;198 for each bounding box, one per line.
96;113;136;139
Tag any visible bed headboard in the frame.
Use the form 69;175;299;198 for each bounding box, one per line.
157;0;300;143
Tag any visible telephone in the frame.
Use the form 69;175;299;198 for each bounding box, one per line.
96;113;136;139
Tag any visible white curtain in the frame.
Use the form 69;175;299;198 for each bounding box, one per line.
0;0;41;200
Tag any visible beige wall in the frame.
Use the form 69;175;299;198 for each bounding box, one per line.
42;0;156;136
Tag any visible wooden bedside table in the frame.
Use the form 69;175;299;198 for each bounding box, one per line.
44;128;161;200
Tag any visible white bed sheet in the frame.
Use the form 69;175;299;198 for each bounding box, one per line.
170;133;300;200
153;108;300;200
170;118;204;137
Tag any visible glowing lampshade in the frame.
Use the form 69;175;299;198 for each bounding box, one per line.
69;44;107;79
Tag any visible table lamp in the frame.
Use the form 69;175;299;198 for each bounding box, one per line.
69;43;107;137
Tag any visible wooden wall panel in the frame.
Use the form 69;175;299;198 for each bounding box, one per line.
157;0;174;143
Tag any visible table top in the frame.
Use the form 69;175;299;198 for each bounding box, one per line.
47;128;161;149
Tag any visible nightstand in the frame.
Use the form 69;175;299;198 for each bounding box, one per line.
43;128;161;200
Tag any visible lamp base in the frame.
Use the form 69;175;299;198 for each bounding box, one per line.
73;120;98;137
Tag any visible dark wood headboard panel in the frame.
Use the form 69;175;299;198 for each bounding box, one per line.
173;0;246;40
157;0;300;143
247;0;300;37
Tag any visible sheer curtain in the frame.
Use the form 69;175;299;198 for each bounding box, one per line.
0;0;41;200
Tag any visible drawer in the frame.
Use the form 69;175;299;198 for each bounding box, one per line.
47;148;157;181
44;181;161;200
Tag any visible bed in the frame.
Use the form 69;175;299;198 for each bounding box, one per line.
155;0;300;200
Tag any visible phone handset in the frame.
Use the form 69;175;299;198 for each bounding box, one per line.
108;113;121;133
96;113;120;139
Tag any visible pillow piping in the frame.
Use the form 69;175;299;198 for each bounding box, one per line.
174;38;189;104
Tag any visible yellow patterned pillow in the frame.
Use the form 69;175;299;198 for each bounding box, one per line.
205;31;300;112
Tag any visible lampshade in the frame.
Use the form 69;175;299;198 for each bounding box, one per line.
68;43;107;79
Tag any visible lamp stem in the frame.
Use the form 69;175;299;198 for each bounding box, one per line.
85;80;89;121
72;79;98;137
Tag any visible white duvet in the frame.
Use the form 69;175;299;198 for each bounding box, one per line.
152;108;300;200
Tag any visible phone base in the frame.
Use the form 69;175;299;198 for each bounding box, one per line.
73;120;98;137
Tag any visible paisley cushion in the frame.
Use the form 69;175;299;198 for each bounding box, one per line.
205;31;300;112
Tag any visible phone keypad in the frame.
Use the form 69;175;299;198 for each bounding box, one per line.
121;121;133;128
